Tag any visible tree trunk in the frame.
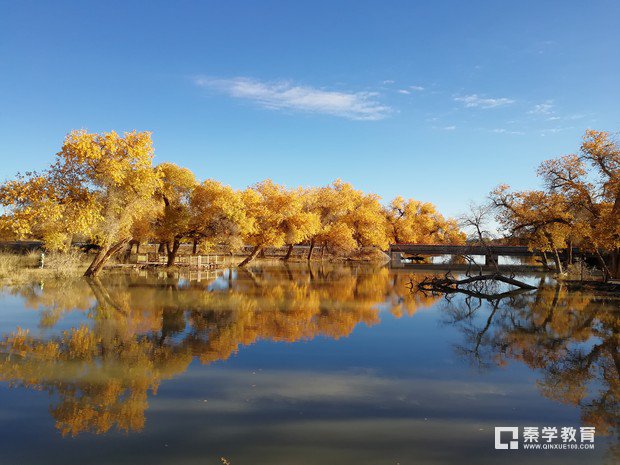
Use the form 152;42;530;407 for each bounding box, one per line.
284;244;294;260
166;238;181;267
122;242;133;263
238;245;262;267
594;248;612;282
320;242;326;260
611;249;620;279
307;239;315;261
543;232;563;274
550;246;563;274
84;239;128;277
192;238;198;255
135;241;140;254
158;242;165;254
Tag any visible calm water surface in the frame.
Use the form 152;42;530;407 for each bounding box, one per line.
0;264;617;465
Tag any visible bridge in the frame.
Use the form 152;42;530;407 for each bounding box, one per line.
388;243;544;268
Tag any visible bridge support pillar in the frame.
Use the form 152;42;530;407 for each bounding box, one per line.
391;252;404;268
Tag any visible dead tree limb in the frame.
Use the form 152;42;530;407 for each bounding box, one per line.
413;272;536;300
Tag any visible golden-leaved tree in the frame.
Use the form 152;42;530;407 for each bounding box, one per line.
280;187;320;260
153;162;198;266
304;179;389;256
342;185;389;250
305;181;358;260
491;130;619;279
190;179;253;252
239;180;319;266
491;187;573;272
0;130;162;277
385;196;465;245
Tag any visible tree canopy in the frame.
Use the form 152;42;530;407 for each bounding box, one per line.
0;130;162;276
0;129;464;273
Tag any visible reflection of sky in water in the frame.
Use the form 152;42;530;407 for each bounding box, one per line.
429;255;541;266
0;265;616;465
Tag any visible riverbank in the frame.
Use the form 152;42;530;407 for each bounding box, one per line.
0;249;389;284
0;251;89;283
563;279;620;295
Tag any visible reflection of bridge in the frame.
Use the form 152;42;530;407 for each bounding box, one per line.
389;243;540;268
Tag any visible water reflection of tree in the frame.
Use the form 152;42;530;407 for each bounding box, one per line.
441;283;619;456
0;266;438;436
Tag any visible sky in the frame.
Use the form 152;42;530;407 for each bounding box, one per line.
1;0;619;218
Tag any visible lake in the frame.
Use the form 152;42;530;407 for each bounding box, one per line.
0;264;617;465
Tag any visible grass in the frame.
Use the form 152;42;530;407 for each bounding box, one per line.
0;250;90;283
560;262;604;281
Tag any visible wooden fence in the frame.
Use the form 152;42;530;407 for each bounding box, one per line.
133;253;224;267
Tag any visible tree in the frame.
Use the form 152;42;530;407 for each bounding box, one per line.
189;179;252;252
386;196;465;244
305;181;357;260
153;163;197;266
238;180;319;266
491;130;620;279
491;187;573;273
129;214;155;255
343;187;389;250
540;130;619;278
305;180;389;257
280;187;320;260
0;130;162;277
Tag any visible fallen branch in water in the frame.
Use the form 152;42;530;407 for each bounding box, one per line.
411;272;537;300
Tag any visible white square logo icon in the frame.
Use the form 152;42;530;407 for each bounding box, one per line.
495;427;519;449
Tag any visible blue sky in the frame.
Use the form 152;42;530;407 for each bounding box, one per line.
1;0;619;218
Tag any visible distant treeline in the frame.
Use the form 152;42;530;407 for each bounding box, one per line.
0;130;464;276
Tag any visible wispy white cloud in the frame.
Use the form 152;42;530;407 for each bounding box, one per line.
409;85;425;91
540;126;574;136
528;101;554;115
397;89;411;95
492;128;524;135
454;94;515;109
527;102;588;123
194;76;391;121
382;79;395;84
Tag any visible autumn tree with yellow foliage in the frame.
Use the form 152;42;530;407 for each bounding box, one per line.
153;162;197;266
385;196;465;245
0;130;162;277
190;179;252;252
491;130;619;279
304;181;358;260
239;180;320;266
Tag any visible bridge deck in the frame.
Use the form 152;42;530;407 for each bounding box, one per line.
389;244;536;256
